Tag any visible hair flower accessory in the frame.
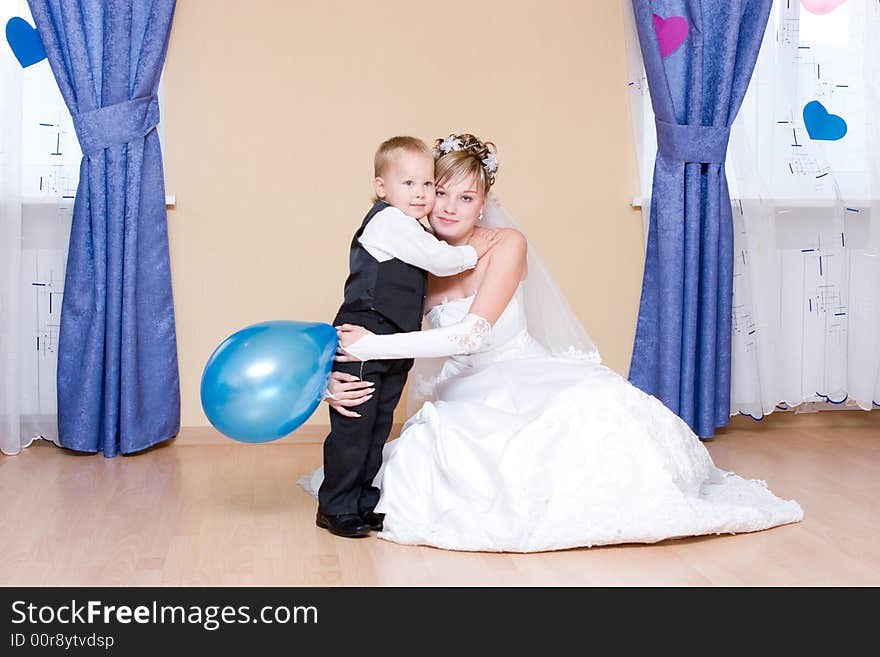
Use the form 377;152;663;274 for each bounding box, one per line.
439;137;463;153
482;153;498;174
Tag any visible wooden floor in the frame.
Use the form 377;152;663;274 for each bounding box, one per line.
2;411;879;586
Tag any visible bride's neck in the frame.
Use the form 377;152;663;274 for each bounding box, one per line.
446;227;476;247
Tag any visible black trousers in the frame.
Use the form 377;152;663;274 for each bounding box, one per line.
318;311;414;516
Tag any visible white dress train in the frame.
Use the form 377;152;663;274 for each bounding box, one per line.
299;285;803;552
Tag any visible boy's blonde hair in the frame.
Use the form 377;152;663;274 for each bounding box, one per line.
374;136;433;178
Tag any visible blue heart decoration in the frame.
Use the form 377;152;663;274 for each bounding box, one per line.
5;17;47;68
803;100;847;141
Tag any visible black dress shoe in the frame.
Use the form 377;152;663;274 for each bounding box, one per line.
316;510;371;538
360;511;384;532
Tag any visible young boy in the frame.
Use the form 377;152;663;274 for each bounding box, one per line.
317;136;497;538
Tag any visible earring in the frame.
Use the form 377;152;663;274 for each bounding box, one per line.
478;211;484;222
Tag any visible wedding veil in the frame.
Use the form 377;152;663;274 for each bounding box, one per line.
405;195;601;416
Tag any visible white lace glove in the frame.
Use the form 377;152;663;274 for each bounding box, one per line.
341;313;491;361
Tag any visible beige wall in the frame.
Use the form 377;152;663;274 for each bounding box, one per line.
163;0;644;428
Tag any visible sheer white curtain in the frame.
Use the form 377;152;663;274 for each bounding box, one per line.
728;0;880;417
623;0;654;242
1;4;25;455
1;0;77;455
624;0;879;419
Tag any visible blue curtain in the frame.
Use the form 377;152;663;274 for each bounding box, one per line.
28;0;179;456
628;0;772;438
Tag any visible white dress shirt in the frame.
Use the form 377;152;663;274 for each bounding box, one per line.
358;206;477;276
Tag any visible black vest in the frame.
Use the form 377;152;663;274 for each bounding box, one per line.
335;201;428;332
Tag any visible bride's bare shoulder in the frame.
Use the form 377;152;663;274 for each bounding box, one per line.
480;228;527;284
491;228;527;257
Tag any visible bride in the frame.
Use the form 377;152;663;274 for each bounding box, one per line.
300;133;803;553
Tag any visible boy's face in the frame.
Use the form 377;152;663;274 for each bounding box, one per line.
374;151;436;219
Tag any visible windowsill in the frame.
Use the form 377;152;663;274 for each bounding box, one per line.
21;195;177;207
631;197;877;209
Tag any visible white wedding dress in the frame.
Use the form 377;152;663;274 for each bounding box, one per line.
299;283;804;552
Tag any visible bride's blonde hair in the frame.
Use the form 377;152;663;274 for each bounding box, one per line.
433;133;498;194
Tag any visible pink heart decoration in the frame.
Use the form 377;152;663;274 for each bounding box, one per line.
652;14;689;58
800;0;847;15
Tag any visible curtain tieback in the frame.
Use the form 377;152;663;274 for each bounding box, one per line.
655;119;730;164
72;94;160;158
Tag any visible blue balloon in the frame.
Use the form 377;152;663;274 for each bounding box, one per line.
200;320;337;443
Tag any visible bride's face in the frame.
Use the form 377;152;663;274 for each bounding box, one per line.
428;174;486;242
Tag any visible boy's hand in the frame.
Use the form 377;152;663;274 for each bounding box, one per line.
334;347;360;363
323;371;374;418
467;227;501;259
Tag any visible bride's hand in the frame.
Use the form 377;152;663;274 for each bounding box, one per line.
337;323;372;346
323;371;374;418
334;324;373;362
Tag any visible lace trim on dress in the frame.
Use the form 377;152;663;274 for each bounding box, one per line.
448;315;491;352
560;345;603;363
